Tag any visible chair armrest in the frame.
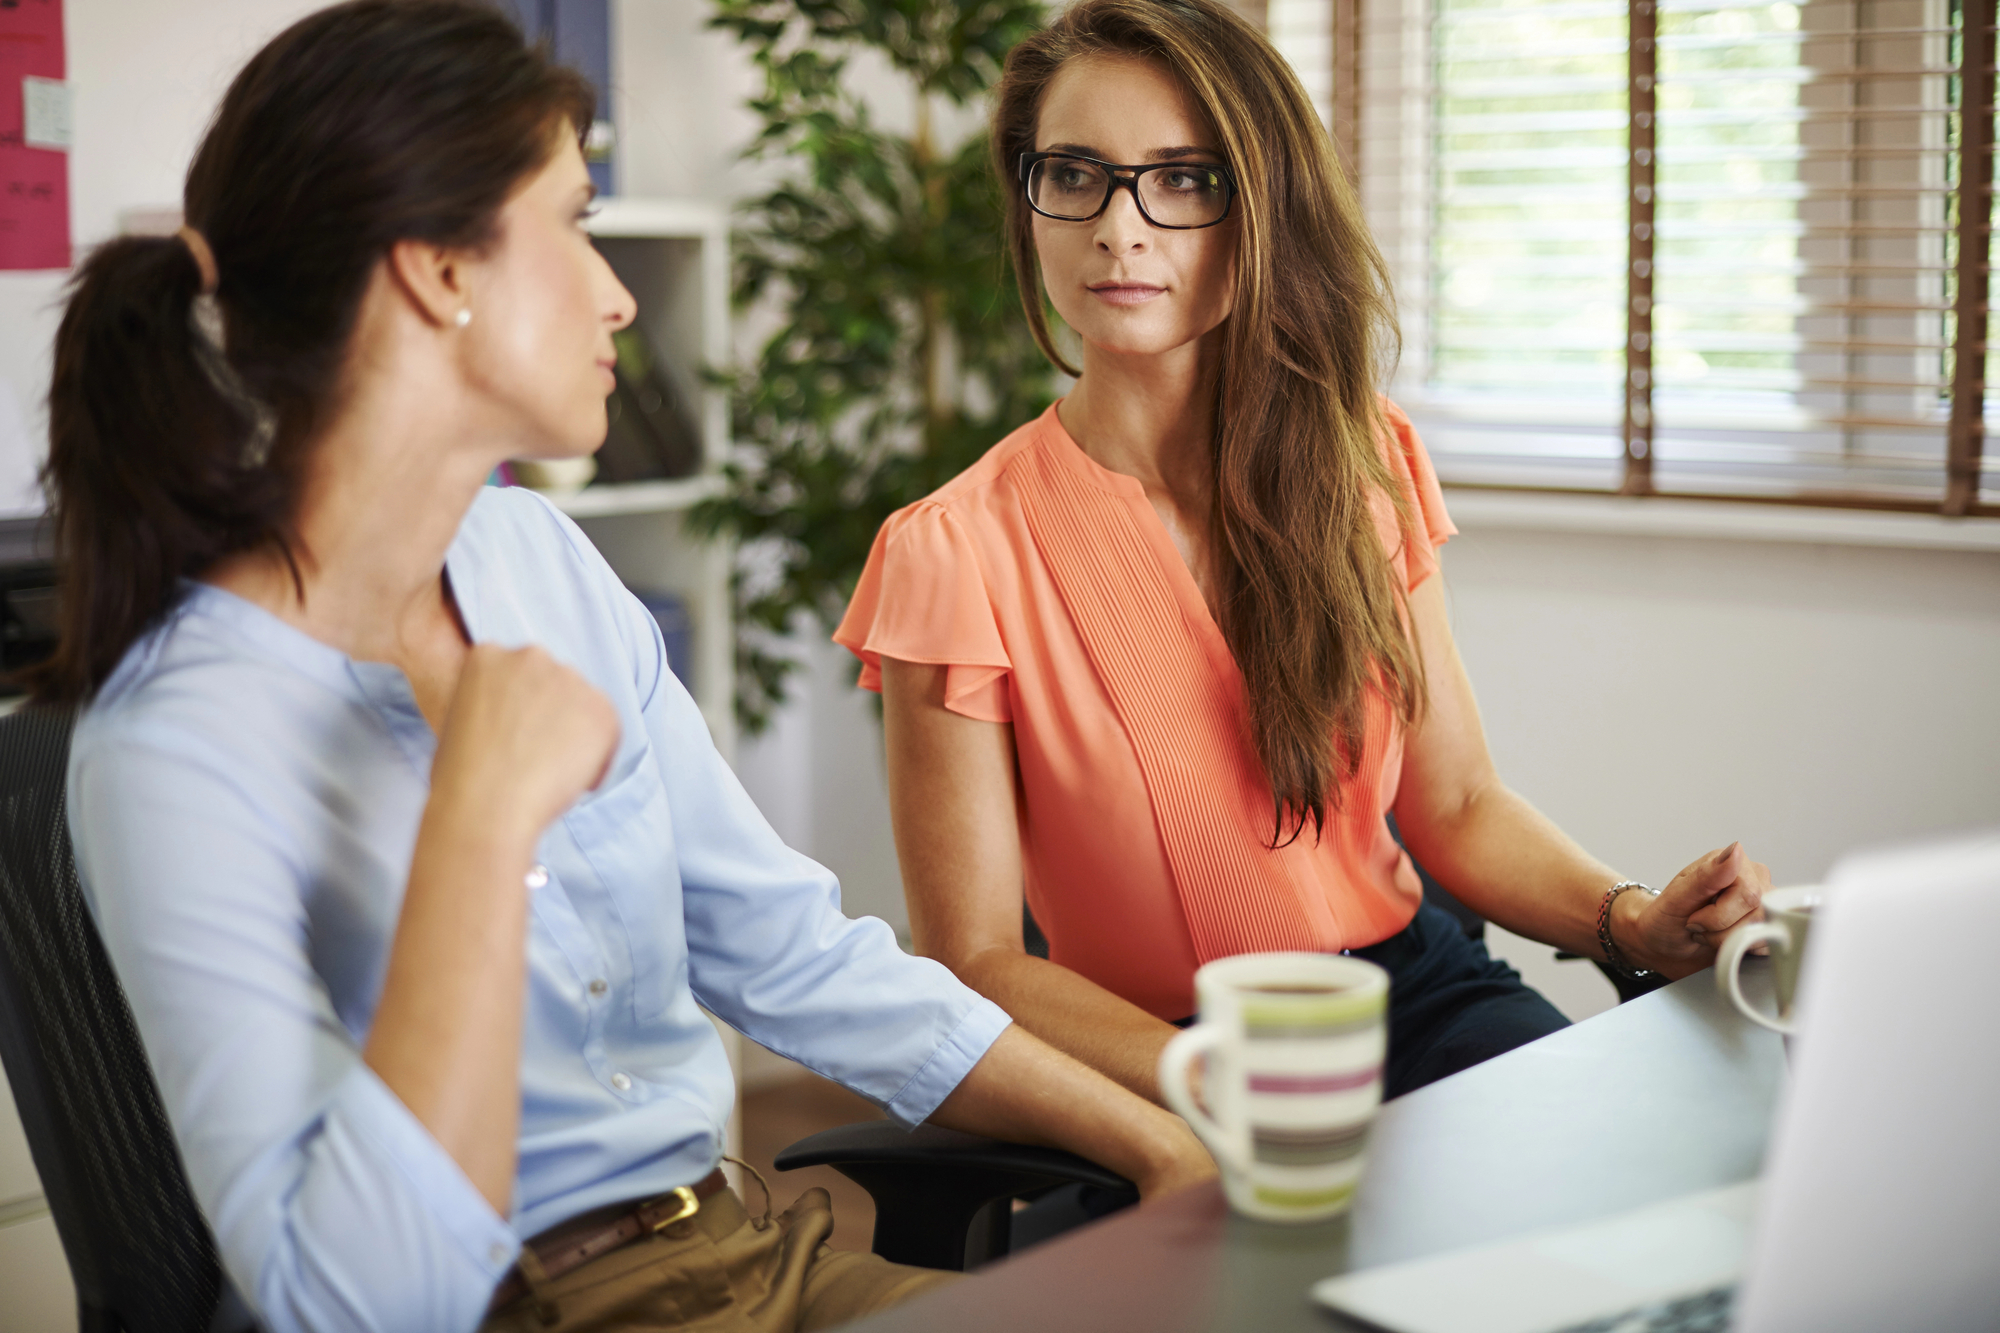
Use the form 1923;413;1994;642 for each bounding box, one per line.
776;1121;1129;1188
775;1121;1131;1271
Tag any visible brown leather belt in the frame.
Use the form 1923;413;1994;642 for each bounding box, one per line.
489;1168;729;1313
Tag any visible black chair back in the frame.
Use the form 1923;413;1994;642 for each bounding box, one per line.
0;705;228;1333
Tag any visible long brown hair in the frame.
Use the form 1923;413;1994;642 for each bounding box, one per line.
29;0;593;704
992;0;1424;843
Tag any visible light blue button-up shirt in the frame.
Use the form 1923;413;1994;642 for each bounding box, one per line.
69;487;1012;1333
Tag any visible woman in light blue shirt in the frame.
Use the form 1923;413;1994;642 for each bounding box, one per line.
33;4;1211;1332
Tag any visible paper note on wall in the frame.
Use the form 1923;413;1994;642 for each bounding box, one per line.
1;0;69;271
0;378;44;517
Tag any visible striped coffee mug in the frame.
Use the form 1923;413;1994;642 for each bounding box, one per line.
1159;952;1389;1223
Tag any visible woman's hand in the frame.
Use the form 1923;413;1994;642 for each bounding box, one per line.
1617;842;1772;979
429;643;620;839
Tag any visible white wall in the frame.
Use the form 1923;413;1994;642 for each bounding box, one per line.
1444;516;2000;1020
614;0;765;204
1447;524;2000;887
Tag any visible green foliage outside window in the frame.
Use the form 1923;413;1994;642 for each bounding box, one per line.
691;0;1057;733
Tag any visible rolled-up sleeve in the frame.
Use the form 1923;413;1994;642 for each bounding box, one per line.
610;581;1011;1126
71;732;517;1333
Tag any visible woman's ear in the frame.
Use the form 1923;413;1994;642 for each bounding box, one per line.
385;237;470;330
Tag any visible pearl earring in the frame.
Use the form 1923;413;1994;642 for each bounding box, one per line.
454;307;472;328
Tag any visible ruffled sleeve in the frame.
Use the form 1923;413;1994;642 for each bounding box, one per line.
1373;397;1458;591
835;501;1014;723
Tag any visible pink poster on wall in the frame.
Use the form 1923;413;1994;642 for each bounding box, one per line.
0;0;68;271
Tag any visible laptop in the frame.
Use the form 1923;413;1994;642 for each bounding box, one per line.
1312;829;2000;1333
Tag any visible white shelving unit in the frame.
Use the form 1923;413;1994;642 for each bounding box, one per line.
547;197;735;760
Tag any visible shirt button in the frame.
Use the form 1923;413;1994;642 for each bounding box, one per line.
610;1071;632;1092
524;864;550;891
589;979;608;997
488;1242;510;1266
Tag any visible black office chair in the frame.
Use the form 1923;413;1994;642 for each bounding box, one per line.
776;1121;1129;1270
0;705;253;1333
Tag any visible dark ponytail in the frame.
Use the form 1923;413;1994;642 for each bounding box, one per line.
29;0;593;703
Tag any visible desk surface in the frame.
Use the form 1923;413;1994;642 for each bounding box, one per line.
847;963;1787;1333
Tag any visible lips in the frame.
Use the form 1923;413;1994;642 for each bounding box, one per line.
1087;282;1166;306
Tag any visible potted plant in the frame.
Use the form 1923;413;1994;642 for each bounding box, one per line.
692;0;1055;732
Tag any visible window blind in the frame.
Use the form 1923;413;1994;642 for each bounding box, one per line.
1271;0;1339;129
1329;0;1998;514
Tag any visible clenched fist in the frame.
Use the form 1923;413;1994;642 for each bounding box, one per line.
428;644;621;837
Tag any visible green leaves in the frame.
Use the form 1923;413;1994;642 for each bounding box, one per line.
711;0;1045;103
694;0;1055;733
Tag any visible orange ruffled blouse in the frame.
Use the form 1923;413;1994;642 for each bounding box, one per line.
835;401;1457;1020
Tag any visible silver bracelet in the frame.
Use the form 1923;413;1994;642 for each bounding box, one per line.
1596;880;1659;980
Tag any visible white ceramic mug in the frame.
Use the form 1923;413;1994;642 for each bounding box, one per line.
1158;952;1389;1223
1716;885;1824;1035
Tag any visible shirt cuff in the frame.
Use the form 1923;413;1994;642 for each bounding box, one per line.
883;999;1013;1127
330;1062;521;1280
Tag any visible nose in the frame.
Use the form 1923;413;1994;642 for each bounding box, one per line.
595;249;637;331
606;276;637;331
1092;176;1151;255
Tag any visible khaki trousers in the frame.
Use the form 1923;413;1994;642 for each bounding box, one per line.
481;1185;957;1333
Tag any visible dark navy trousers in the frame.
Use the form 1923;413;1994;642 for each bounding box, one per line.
1349;900;1572;1100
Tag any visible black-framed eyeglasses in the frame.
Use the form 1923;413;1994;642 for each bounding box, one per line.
1019;152;1237;230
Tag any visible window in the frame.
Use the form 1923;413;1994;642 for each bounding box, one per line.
1276;0;1999;513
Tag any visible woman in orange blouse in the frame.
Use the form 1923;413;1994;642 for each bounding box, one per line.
838;0;1770;1113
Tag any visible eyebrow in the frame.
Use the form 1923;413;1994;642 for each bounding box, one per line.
1041;141;1224;162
